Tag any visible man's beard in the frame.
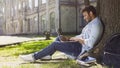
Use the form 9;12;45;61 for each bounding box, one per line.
88;19;92;22
86;19;92;23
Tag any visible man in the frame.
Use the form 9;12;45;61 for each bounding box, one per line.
19;5;103;63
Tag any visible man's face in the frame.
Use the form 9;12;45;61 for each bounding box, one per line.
83;11;92;22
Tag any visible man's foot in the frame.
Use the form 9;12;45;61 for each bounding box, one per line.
83;56;96;64
76;56;96;66
19;54;35;62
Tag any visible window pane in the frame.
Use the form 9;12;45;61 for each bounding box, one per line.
42;0;46;4
29;0;32;9
35;0;38;7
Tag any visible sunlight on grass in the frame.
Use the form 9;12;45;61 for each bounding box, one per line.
1;64;42;68
0;60;80;68
0;37;82;68
0;39;54;57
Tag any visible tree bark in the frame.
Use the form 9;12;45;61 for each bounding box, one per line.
93;0;120;62
84;0;90;6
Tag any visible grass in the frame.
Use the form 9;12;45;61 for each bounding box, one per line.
42;60;80;68
0;36;105;68
0;39;53;57
0;37;82;68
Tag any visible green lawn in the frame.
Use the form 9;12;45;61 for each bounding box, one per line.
0;37;81;68
0;39;53;57
0;37;104;68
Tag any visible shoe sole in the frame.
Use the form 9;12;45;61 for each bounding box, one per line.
76;60;90;66
76;59;96;66
85;60;96;64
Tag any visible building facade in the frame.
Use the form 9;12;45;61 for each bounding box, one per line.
0;0;97;35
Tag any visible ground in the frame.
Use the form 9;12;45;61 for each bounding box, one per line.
0;35;105;68
0;52;104;68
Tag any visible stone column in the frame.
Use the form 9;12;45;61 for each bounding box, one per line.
39;0;42;6
38;0;42;33
46;0;50;31
3;0;7;34
32;0;35;10
16;0;19;19
55;0;59;31
37;0;41;34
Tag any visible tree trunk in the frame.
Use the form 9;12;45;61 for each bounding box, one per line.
93;0;120;62
84;0;90;6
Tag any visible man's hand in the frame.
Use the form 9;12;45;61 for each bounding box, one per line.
60;36;71;41
69;37;78;41
78;39;85;44
70;37;85;44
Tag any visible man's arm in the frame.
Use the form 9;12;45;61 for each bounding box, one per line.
69;37;85;44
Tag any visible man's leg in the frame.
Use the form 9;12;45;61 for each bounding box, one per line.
34;41;82;60
19;36;61;62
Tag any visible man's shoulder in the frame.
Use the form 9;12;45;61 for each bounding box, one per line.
92;17;101;25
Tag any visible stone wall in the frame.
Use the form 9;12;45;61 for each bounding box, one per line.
0;0;97;35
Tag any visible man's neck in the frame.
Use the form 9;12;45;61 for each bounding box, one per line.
91;16;96;20
87;16;96;23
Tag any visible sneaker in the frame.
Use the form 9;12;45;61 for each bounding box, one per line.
76;56;96;66
19;54;35;62
41;55;52;60
84;56;96;64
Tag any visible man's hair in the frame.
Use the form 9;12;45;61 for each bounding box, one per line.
82;5;96;16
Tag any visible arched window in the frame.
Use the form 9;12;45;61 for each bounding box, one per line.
29;0;32;9
41;15;46;32
35;0;38;7
18;3;21;10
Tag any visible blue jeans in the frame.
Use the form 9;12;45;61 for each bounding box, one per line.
34;36;82;60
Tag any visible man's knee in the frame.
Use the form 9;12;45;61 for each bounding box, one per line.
52;41;61;45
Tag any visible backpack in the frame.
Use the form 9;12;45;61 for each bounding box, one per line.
103;33;120;67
